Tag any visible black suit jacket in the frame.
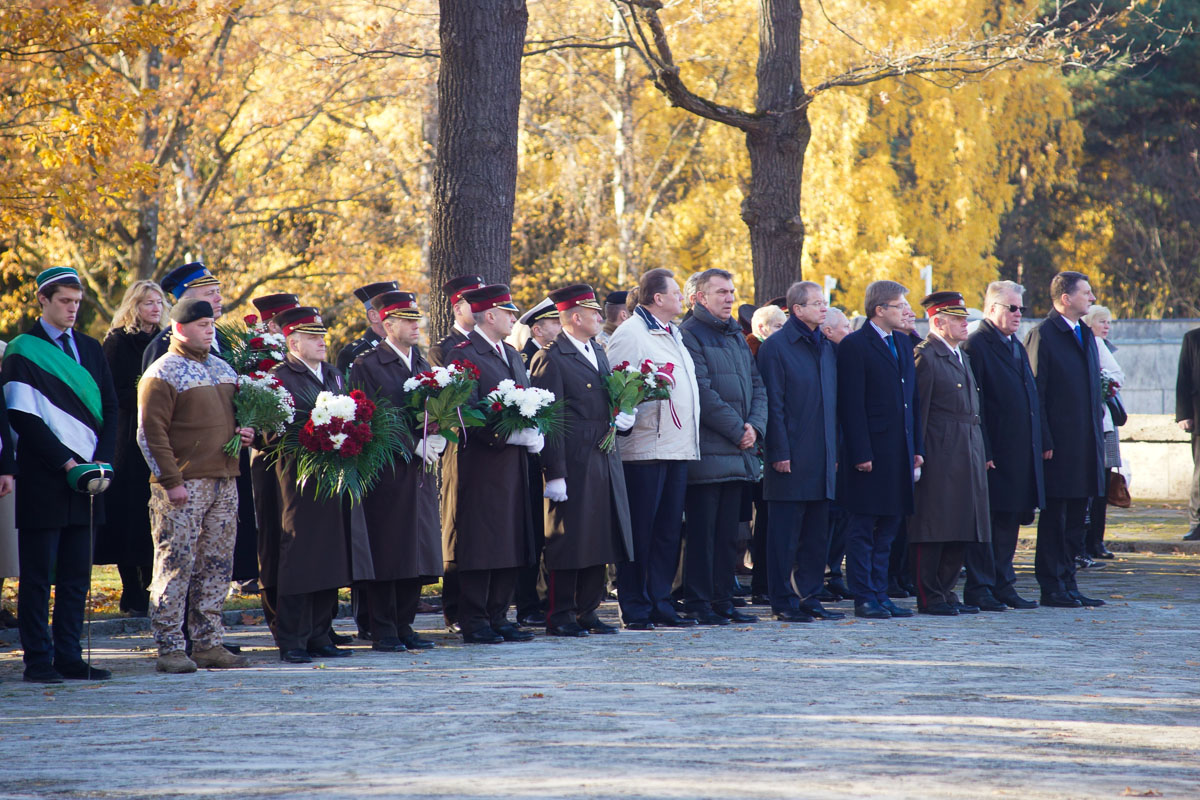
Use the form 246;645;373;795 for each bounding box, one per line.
1176;327;1200;425
963;319;1046;513
1024;309;1105;499
5;323;118;529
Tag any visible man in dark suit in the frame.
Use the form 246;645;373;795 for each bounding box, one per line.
440;284;540;643
1024;271;1106;608
530;284;635;636
2;267;118;682
836;280;923;620
962;281;1045;609
335;281;398;374
1176;326;1200;541
428;274;485;368
757;280;843;623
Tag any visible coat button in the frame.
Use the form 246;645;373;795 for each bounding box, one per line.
957;383;962;388
586;383;592;388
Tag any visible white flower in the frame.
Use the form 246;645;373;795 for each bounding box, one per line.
496;379;516;394
270;351;284;360
311;391;357;426
403;377;421;392
263;332;286;349
433;367;452;388
329;433;348;450
624;363;640;373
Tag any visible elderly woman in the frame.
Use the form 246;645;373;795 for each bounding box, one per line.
97;281;169;615
1082;304;1125;563
746;305;786;356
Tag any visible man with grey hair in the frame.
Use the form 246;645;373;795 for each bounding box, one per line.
679;268;767;624
681;272;703;316
962;280;1044;609
820;307;851;345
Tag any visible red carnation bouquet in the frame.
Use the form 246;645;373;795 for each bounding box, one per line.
216;313;288;376
403;359;486;470
598;359;679;452
277;388;410;503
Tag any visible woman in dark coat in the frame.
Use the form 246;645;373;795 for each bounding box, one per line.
98;280;168;615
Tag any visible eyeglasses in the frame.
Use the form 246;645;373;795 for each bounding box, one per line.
881;303;910;311
796;299;828;309
992;303;1028;314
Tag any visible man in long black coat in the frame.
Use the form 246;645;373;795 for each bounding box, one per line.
2;267;117;682
1024;271;1106;608
1176;326;1200;541
962;281;1045;610
757;281;843;623
334;281;396;374
836;280;923;620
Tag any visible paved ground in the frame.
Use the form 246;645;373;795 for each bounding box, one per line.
2;543;1197;800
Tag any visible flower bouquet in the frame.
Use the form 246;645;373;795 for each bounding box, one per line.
216;313;288;376
223;370;296;456
278;389;411;503
1100;369;1121;399
480;379;564;440
402;359;486;470
598;359;679;452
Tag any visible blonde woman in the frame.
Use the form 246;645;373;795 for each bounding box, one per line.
97;281;169;616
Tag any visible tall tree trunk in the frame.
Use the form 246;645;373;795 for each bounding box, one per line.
742;0;809;303
131;43;162;280
429;0;528;342
611;8;639;286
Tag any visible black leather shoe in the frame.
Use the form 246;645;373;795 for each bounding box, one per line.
886;578;910;598
799;602;845;621
54;661;112;680
400;634;436;650
686;610;731;626
372;638;406;652
731;596;748;608
578;618;619;634
547;622;590;637
716;608;759;623
879;599;914;618
494;623;535;642
773;609;815;622
23;664;63;683
329;631;354;646
308;644;352;658
815;587;837;602
517;610;547;626
1091;544;1116;559
463;627;504;644
997;593;1038;609
854;600;890;619
650;613;699;627
280;649;312;663
919;602;959;616
825;578;854;600
1041;592;1083;608
969;594;1008;612
1069;590;1106;607
749;594;772;606
955;603;981;614
623;620;655;630
1183;525;1200;541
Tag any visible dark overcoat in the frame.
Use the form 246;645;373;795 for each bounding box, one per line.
835;323;924;517
349;341;443;581
3;324;117;529
757;316;837;502
335;327;382;375
439;331;533;571
1024;310;1105;500
908;336;990;544
95;328;155;565
520;337;541;368
270;357;351;595
962;319;1046;513
428;328;469;368
529;332;633;570
1176;327;1200;425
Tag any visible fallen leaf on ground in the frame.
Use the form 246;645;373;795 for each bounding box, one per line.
1121;789;1162;797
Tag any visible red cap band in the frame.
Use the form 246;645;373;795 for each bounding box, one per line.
554;291;597;311
469;293;513;313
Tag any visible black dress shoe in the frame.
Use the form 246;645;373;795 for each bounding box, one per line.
1041;592;1083;608
578;618;619;634
799;602;845;621
750;594;771;606
372;638;406;652
773;609;815;622
825;578;854;600
854;600;891;619
1091;544;1116;559
623;620;655;630
969;594;1008;612
886;578;910;599
54;661;112;680
879;599;914;618
494;623;535;642
716;608;759;623
462;627;504;644
955;603;981;614
1184;526;1200;541
280;649;313;663
517;610;547;626
730;596;748;608
400;633;436;650
308;644;352;658
686;610;731;626
1069;590;1106;607
815;587;837;602
23;664;63;684
329;631;354;645
919;602;959;616
649;613;699;627
547;622;590;637
997;593;1038;609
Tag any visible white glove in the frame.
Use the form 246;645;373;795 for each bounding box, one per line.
415;438;440;466
544;478;568;502
526;431;545;455
426;434;447;455
913;466;922;483
506;428;535;447
614;408;638;432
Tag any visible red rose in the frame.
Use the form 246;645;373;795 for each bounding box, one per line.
249;337;265;349
243;314;258;326
658;362;675;376
257;358;277;372
492;401;503;411
613;361;629;371
640;359;655;374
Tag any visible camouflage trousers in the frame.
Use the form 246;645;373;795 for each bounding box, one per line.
148;477;238;654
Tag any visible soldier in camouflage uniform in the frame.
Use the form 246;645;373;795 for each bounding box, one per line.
138;299;254;673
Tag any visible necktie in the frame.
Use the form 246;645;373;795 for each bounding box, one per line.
496;343;506;365
1074;324;1084;347
1010;336;1020;360
58;332;75;362
886;334;898;361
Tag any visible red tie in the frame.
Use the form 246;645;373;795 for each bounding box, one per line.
496;343;506;365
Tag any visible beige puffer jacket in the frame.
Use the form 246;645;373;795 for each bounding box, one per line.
605;309;700;462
